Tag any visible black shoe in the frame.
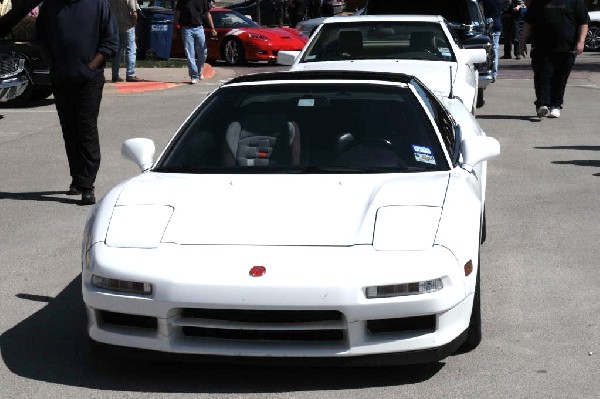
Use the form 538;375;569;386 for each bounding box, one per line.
66;184;81;195
126;76;143;82
501;55;512;59
79;189;96;205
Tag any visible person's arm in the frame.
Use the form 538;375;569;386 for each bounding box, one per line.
575;23;588;55
93;0;119;69
205;10;217;36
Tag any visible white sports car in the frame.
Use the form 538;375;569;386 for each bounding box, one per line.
82;70;500;365
278;15;487;113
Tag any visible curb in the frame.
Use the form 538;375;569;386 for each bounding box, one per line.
104;63;216;94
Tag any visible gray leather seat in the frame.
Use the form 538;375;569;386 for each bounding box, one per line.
225;111;300;167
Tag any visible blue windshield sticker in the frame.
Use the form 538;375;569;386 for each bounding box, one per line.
298;98;315;107
412;145;432;155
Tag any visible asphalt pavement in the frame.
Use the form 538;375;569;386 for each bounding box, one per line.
0;53;598;399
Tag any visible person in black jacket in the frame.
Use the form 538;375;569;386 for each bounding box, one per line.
36;0;118;205
519;0;589;118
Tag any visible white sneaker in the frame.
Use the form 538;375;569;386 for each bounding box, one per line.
548;108;561;118
536;105;549;117
190;78;199;85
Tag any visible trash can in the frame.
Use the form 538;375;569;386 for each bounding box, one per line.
137;7;175;60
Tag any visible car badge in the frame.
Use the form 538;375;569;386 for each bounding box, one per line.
249;266;266;277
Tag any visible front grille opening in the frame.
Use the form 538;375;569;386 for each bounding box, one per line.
182;327;343;342
367;315;436;334
181;308;343;324
100;310;158;330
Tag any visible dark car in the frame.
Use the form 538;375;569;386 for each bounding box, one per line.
364;0;495;108
229;0;345;27
0;17;52;106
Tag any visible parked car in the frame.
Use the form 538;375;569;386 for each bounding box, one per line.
0;52;29;102
229;0;346;26
363;0;495;108
0;17;52;105
83;69;499;364
171;8;308;65
295;6;364;37
279;15;486;113
585;11;600;51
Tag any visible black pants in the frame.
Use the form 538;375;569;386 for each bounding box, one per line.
531;50;576;109
52;73;104;190
502;15;520;57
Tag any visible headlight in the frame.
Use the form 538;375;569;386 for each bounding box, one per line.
248;33;269;41
366;279;443;298
92;275;153;295
105;205;173;249
372;206;441;250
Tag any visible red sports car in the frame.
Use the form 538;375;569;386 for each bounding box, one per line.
172;8;308;65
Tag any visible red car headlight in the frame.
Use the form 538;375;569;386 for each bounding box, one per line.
248;33;269;41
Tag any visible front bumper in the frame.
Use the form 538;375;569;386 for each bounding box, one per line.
0;56;29;102
478;70;495;88
246;42;305;62
83;243;473;362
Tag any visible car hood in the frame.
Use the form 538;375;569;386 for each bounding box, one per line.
227;27;305;42
293;60;455;97
112;172;450;246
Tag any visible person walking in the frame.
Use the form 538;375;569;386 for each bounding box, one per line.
174;0;217;84
289;0;305;28
501;0;525;59
482;0;510;80
36;0;118;205
321;0;334;17
108;0;142;83
519;0;589;118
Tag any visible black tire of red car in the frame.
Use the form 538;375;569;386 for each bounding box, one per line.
461;252;482;351
476;87;485;109
223;38;246;66
585;23;600;51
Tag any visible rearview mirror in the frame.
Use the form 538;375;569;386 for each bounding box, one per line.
277;50;301;66
460;136;500;172
462;48;487;64
122;138;155;172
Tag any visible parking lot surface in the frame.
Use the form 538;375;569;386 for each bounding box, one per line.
0;54;598;398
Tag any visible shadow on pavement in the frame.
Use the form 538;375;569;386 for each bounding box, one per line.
476;114;541;122
1;275;444;394
0;191;79;204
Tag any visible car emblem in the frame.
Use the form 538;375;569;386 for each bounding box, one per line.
249;266;266;277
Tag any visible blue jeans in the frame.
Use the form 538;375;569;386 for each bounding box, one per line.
181;26;207;79
490;31;500;79
112;27;137;79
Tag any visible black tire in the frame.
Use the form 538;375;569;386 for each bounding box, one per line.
476;87;485;108
31;87;53;101
461;255;482;351
585;24;600;52
480;209;487;244
223;38;245;66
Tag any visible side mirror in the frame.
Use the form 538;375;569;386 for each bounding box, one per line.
460;136;500;172
277;50;301;66
462;48;487;64
121;138;155;172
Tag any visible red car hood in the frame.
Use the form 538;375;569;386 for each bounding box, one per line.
227;27;306;44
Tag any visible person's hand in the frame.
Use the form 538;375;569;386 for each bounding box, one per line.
210;28;217;36
575;41;585;55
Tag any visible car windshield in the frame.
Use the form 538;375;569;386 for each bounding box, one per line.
301;22;456;62
211;10;259;29
155;83;448;174
367;0;471;25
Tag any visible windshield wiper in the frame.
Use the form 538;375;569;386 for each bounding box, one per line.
152;165;210;173
282;165;397;174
